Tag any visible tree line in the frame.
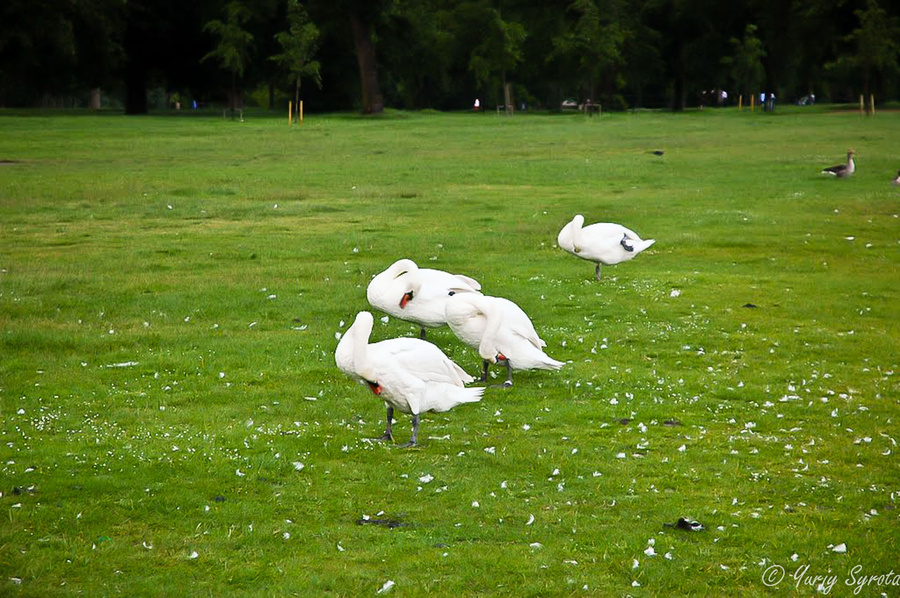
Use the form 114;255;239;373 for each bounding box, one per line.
1;0;898;114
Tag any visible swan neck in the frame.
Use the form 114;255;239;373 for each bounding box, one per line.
351;315;373;378
479;299;504;359
571;217;584;250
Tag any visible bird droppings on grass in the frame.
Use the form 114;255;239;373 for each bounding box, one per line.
356;516;409;529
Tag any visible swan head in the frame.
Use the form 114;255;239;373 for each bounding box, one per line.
387;259;421;309
571;214;585;253
478;351;507;365
388;258;418;279
399;290;414;309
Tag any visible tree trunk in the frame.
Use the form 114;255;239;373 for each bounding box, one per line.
349;11;384;114
231;71;237;114
672;71;685;112
863;67;871;115
125;66;148;115
89;88;101;110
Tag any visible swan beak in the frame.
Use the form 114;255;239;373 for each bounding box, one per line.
496;353;507;363
366;380;383;395
399;291;413;309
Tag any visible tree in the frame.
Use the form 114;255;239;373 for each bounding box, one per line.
0;0;132;108
841;0;899;109
722;24;767;102
620;0;664;108
348;5;385;114
271;0;322;116
452;2;525;111
550;0;624;106
203;1;254;114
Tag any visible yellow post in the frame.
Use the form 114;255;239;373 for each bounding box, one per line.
288;101;292;126
870;94;875;116
738;95;743;111
750;94;755;112
300;100;304;126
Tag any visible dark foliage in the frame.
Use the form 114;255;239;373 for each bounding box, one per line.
0;0;896;112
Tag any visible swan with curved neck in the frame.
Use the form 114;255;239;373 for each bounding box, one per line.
445;294;564;387
367;258;481;338
335;311;483;446
557;215;655;280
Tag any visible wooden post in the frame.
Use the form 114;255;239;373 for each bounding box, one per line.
288;101;293;126
750;94;755;112
300;100;304;125
860;95;865;115
869;94;875;116
738;95;743;111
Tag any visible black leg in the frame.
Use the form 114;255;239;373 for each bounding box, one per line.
419;326;427;340
594;263;602;281
479;360;490;382
504;359;513;387
401;414;420;448
374;406;394;442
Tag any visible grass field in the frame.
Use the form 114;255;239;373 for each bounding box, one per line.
1;106;898;596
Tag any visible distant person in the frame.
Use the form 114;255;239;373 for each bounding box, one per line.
473;98;480;111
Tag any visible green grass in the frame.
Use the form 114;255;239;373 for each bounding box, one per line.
1;107;898;596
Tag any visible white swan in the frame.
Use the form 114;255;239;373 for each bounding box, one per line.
557;215;655;280
335;311;483;447
366;258;482;338
445;294;564;386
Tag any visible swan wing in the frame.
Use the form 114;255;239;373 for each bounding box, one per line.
372;338;474;386
495;297;545;349
370;350;482;415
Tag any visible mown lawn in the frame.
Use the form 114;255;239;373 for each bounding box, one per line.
1;107;898;596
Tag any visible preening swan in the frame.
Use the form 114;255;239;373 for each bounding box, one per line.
445;294;564;387
557;215;655;280
366;258;482;338
335;311;483;447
